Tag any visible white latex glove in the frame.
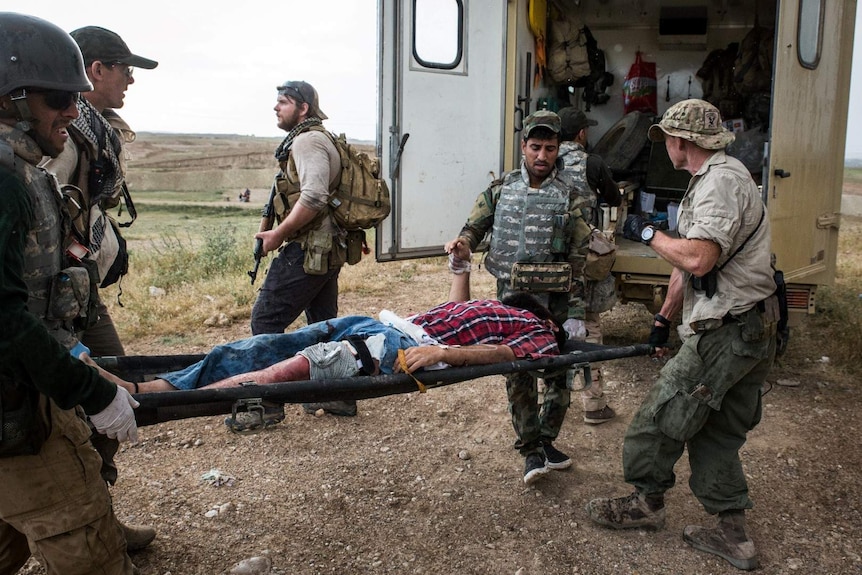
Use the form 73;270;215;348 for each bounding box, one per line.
89;386;140;443
563;318;588;341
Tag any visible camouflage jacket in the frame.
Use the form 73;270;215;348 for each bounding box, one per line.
0;124;114;414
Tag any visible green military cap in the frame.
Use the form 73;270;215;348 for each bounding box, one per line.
648;98;734;150
523;110;561;140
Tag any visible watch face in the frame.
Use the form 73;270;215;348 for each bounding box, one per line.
641;227;655;242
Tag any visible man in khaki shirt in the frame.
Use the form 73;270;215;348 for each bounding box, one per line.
587;99;777;571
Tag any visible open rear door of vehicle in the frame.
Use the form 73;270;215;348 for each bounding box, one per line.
766;0;856;295
377;0;507;260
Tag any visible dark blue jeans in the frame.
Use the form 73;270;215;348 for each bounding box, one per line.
160;316;417;390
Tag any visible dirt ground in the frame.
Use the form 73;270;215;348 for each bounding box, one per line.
19;261;862;575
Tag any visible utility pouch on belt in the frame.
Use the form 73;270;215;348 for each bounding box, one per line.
0;375;48;458
739;308;766;343
345;229;366;266
584;230;617;281
302;229;333;275
510;262;572;293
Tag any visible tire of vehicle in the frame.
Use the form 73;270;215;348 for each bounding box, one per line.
591;111;654;172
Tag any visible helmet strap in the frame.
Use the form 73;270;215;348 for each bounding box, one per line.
8;89;35;132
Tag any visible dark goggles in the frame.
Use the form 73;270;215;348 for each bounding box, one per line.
29;89;80;111
277;83;306;103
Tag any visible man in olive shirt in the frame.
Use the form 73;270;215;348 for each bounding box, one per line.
587;100;777;571
0;13;137;574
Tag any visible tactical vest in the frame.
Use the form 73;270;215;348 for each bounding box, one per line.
0;140;77;349
272;124;332;242
559;143;593;222
485;169;571;281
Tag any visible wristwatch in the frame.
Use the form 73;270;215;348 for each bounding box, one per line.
640;226;656;246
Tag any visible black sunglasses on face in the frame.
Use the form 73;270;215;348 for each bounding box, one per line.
28;89;80;111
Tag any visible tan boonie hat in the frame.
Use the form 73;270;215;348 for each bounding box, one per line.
522;110;561;139
70;26;158;69
276;80;328;120
648;99;735;150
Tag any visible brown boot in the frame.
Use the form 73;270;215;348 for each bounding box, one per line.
122;522;156;552
586;491;666;530
683;510;758;570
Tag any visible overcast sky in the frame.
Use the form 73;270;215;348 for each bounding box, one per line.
18;2;862;158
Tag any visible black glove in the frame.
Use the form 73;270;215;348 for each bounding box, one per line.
648;324;670;349
623;214;648;241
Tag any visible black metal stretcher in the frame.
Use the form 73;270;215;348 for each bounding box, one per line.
94;342;654;427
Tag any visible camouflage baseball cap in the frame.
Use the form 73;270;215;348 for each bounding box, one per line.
522;110;561;139
276;80;328;120
648;99;734;150
70;26;158;69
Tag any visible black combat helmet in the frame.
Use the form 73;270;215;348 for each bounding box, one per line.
0;12;92;96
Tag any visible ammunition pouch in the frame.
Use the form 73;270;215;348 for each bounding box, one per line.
0;374;48;458
47;263;100;331
510;262;572;293
301;229;347;275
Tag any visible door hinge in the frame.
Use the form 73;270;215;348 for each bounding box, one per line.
816;213;841;229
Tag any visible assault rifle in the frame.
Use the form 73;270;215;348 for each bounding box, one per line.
94;343;654;427
248;177;279;284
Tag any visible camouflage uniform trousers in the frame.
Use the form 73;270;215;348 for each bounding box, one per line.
506;369;570;456
579;310;607;411
0;402;133;575
496;280;572;456
621;308;776;515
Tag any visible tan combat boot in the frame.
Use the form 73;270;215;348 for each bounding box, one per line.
683;510;758;570
122;522;156;552
586;491;666;530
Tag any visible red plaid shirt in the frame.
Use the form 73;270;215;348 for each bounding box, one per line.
409;300;559;358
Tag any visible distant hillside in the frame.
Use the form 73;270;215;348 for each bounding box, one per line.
126;132;375;193
846;158;862;168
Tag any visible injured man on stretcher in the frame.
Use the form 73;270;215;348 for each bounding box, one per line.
83;247;567;398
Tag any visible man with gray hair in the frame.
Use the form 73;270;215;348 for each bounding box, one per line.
587;99;778;571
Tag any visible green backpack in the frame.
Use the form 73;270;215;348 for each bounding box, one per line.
324;132;391;231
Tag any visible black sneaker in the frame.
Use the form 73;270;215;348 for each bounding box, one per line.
584;405;616;424
523;452;549;486
543;443;572;470
301;400;358;417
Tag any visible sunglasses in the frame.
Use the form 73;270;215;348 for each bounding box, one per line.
28;89;80;111
278;85;306;103
105;61;134;79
